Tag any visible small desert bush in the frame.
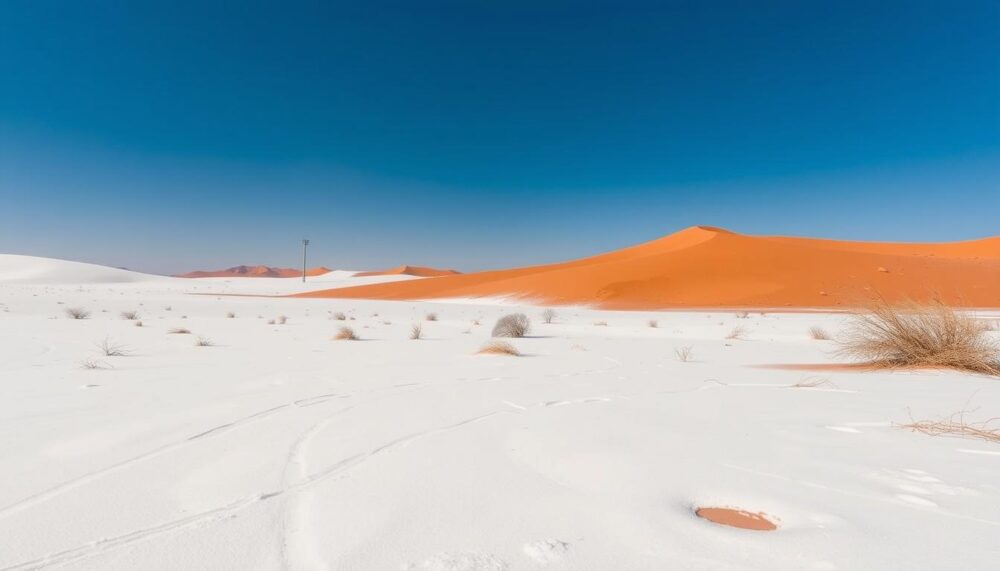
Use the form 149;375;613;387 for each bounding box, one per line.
898;410;999;444
840;299;1000;375
120;310;140;320
134;321;143;327
809;326;831;340
226;311;236;319
593;320;608;327
333;326;358;340
735;311;750;319
195;336;214;347
675;346;693;362
477;340;520;356
542;309;557;324
97;337;129;357
726;326;747;340
648;319;658;328
79;358;108;370
168;327;191;334
277;315;288;325
410;323;422;340
332;311;346;321
426;312;438;321
492;313;530;338
66;307;90;320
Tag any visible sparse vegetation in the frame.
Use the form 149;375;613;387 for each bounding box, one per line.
333;326;358;340
66;307;90;320
675;346;693;362
840;299;999;375
898;410;1000;444
332;311;346;321
478;340;520;356
809;326;831;340
410;323;422;340
168;327;191;334
726;326;747;340
736;311;750;319
120;310;140;320
542;309;557;324
648;319;658;328
277;315;288;325
790;377;838;389
226;311;236;318
195;336;215;347
79;358;108;370
134;321;143;327
492;313;530;338
97;337;130;357
426;312;438;321
593;320;608;327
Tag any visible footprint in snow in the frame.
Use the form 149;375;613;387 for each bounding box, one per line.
404;551;507;571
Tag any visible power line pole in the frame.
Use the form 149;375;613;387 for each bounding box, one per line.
302;239;310;283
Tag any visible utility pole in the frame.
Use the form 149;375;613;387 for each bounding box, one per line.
302;239;310;282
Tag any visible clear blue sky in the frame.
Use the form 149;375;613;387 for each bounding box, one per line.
1;0;997;274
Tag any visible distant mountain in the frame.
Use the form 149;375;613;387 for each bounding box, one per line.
179;265;332;278
354;265;461;278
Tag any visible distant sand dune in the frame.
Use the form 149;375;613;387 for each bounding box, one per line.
180;265;332;278
293;226;1000;309
354;265;460;278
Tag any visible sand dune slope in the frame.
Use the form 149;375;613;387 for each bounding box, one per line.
0;254;170;284
354;265;460;278
295;226;1000;308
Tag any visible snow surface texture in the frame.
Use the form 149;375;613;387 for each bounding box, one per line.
1;256;998;570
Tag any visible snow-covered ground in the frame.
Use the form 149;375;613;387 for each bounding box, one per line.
1;255;998;570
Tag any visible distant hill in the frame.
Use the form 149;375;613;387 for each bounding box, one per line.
179;265;332;278
353;265;460;278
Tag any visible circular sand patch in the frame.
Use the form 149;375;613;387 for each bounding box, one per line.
696;507;777;531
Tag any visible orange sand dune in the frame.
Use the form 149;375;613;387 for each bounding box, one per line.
294;226;1000;309
180;265;332;278
354;265;460;278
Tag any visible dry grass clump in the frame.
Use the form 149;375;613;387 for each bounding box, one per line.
648;319;658;328
333;326;358;340
840;299;1000;375
168;327;191;334
593;320;608;327
332;311;346;321
492;313;530;338
726;326;747;340
542;309;557;324
675;346;693;362
735;311;750;319
79;358;109;370
66;307;90;320
425;312;438;321
97;337;130;357
226;311;236;318
898;410;999;444
120;310;140;320
809;326;831;340
790;377;838;389
195;336;215;347
134;320;143;327
477;340;520;356
276;315;288;325
410;323;422;340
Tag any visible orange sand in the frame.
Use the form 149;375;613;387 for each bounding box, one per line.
696;507;777;531
181;265;332;278
354;265;460;278
294;226;1000;309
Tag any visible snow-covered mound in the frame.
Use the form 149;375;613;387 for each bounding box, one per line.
0;254;169;284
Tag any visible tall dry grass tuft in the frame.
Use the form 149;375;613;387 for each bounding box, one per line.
66;307;90;320
492;313;530;338
726;326;747;340
477;340;520;356
542;309;557;324
333;326;358;340
675;346;693;362
97;337;130;357
425;312;438;321
332;311;346;321
840;299;999;375
410;323;422;340
809;326;831;340
648;319;658;328
120;310;140;320
195;336;215;347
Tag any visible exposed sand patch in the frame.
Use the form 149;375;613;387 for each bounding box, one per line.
696;507;778;531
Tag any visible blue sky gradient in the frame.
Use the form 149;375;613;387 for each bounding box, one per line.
1;0;998;274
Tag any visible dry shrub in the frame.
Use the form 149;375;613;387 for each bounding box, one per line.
675;346;693;362
736;311;750;319
726;326;747;340
277;315;288;325
333;326;358;340
66;307;90;320
410;323;422;340
79;358;107;370
332;311;346;321
195;336;215;347
898;410;999;444
542;309;557;324
426;312;438;321
809;326;831;340
472;319;480;326
492;313;530;337
168;327;191;334
648;319;658;328
120;310;140;320
134;321;143;327
267;319;275;325
164;306;172;311
477;340;520;356
790;377;838;389
593;320;608;327
226;311;236;318
97;337;129;357
840;299;999;375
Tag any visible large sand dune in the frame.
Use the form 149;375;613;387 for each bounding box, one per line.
295;226;1000;309
0;254;171;284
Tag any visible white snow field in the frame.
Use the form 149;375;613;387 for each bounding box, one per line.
1;255;998;570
